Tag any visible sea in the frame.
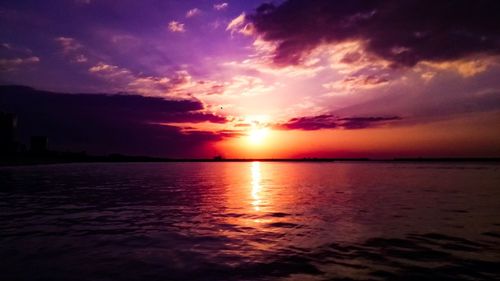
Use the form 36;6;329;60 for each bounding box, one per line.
1;162;500;280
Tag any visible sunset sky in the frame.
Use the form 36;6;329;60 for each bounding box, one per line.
1;0;500;158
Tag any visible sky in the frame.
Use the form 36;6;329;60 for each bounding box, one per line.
1;0;500;158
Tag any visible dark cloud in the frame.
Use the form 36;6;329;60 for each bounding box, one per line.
250;0;500;66
0;85;230;157
275;114;401;130
339;116;402;129
276;114;339;130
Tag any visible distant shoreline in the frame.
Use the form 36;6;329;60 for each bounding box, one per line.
2;156;500;167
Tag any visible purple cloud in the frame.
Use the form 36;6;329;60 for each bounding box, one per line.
249;0;500;66
0;85;230;157
275;114;401;130
339;116;402;129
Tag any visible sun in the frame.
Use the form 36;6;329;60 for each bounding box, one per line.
248;127;269;144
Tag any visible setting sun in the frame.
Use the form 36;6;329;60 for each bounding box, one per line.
248;127;270;144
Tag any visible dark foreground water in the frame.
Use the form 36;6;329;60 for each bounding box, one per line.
1;162;500;281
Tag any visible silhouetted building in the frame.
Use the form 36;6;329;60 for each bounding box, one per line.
30;136;49;154
0;112;18;157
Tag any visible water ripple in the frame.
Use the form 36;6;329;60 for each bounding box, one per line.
1;162;500;280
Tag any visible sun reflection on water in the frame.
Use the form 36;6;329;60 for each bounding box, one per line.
251;161;262;211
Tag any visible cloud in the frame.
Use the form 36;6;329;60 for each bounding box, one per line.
0;56;39;71
325;41;391;75
223;75;275;96
0;86;230;157
54;37;90;64
234;123;251;127
168;21;185;33
88;62;178;96
249;0;500;67
73;54;88;63
275;114;401;130
339;116;402;129
186;8;201;18
1;43;12;50
87;59;281;99
214;3;228;11
226;13;254;35
0;43;32;55
88;62;135;88
195;75;277;98
421;58;497;77
87;61;235;98
323;74;389;94
0;42;38;71
222;39;326;78
55;37;83;53
89;63;121;73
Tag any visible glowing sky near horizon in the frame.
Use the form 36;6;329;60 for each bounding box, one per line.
1;0;500;158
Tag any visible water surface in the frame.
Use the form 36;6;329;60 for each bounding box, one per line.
1;162;500;280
